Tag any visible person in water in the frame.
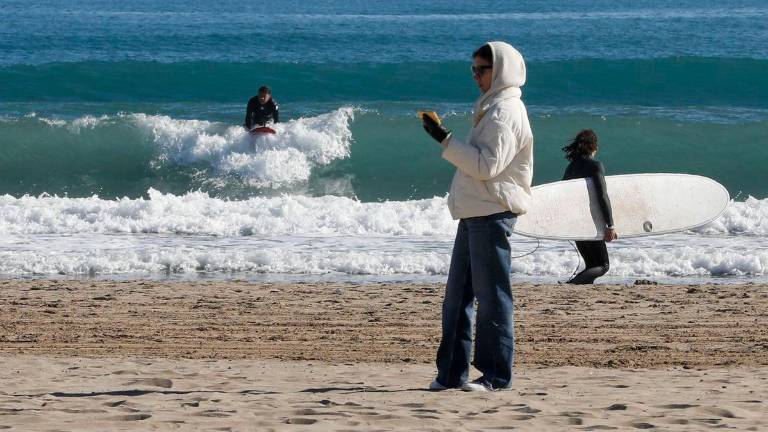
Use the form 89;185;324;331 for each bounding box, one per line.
422;42;534;392
244;86;279;129
562;129;618;284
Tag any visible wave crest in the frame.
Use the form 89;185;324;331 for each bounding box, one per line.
135;107;354;187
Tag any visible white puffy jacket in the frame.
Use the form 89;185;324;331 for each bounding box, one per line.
441;42;534;220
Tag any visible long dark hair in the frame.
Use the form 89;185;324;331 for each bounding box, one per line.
562;129;598;161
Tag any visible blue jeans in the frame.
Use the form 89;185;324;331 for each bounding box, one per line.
435;211;516;389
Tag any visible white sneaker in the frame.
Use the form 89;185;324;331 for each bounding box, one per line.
428;379;448;391
460;381;490;392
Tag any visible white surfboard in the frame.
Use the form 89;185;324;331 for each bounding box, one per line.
513;174;730;240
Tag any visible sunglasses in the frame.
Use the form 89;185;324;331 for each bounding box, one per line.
471;65;492;76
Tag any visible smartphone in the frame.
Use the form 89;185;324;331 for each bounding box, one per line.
417;111;441;125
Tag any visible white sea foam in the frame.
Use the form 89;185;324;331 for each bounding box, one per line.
0;232;765;279
693;196;768;236
31;113;108;129
0;241;453;277
0;189;455;236
69;114;110;132
0;229;458;276
39;117;67;127
512;239;768;278
0;192;765;279
133;108;354;187
0;191;766;238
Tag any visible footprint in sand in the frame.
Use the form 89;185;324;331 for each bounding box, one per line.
513;405;541;414
413;409;440;414
110;370;139;375
666;419;689;425
125;378;173;388
694;406;738;419
658;403;698;409
292;408;322;416
196;410;235;418
61;409;108;414
293;408;350;417
557;411;592;426
111;414;152;421
693;418;722;425
360;413;401;420
284;418;317;425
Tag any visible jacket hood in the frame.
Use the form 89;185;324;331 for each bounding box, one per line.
473;41;526;125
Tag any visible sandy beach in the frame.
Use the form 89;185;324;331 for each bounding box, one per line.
1;280;767;430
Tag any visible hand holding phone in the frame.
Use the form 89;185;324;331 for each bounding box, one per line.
417;111;441;125
419;111;449;143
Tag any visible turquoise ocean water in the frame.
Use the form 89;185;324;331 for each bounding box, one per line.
0;0;766;281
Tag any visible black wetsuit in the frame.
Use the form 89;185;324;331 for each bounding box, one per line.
244;97;279;129
563;156;614;284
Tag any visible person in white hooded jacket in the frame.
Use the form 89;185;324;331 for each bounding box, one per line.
422;42;533;392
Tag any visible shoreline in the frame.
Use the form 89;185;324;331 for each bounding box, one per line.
3;273;767;286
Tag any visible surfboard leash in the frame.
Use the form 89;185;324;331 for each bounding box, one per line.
508;238;581;282
510;237;540;259
566;240;582;282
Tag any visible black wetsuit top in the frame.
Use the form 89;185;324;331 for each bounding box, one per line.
244;97;279;129
562;156;614;228
563;155;613;284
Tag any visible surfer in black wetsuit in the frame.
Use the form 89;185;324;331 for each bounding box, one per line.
562;129;618;284
244;86;279;129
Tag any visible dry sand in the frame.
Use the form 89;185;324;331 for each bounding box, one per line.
1;279;767;430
